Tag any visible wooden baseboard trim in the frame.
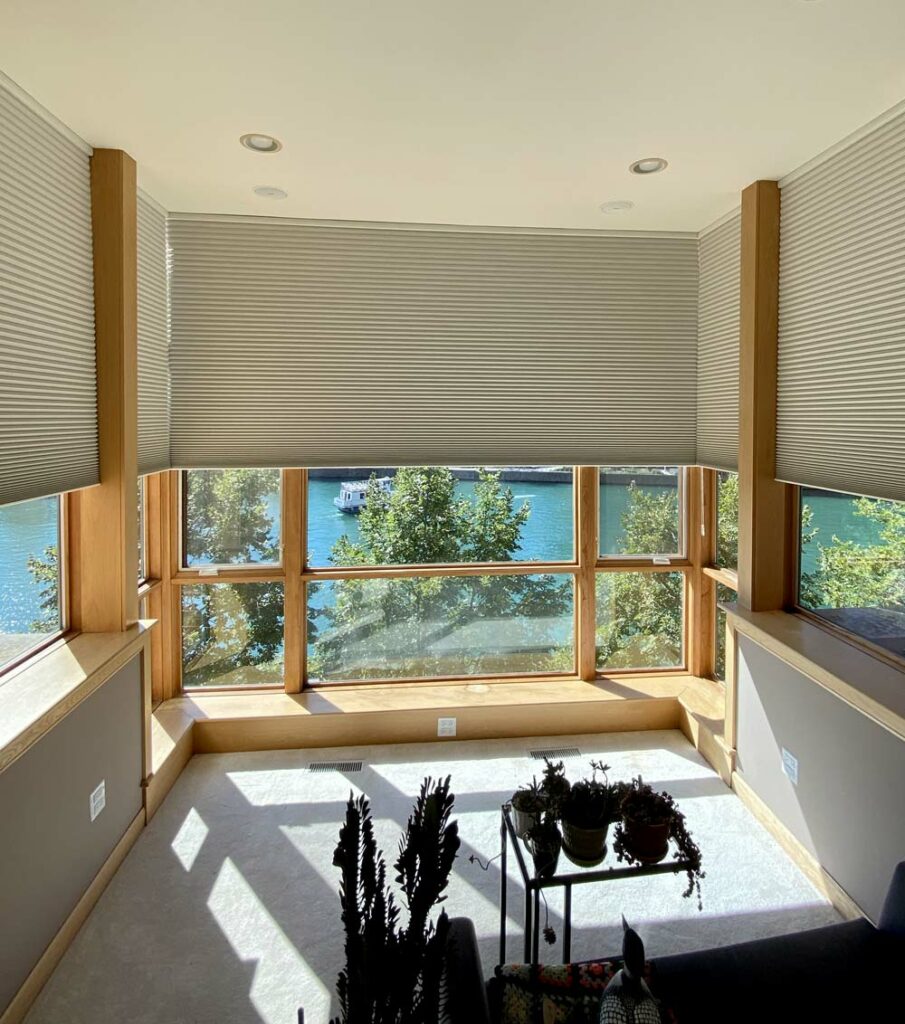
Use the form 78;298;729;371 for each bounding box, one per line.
0;809;145;1024
731;772;863;921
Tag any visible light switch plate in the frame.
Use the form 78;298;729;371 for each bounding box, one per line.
781;748;799;786
437;717;457;737
89;780;106;821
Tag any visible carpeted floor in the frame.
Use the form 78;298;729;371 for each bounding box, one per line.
25;730;841;1024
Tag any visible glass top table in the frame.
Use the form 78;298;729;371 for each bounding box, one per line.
499;802;692;964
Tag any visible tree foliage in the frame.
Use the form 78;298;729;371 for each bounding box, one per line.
181;469;283;685
26;544;59;632
596;483;683;670
310;468;571;680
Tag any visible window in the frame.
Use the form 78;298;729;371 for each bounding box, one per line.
137;477;147;583
714;582;736;682
182;469;281;566
307;573;573;683
716;471;738;571
182;582;284;687
798;487;905;659
599;467;682;558
0;495;63;673
596;571;684;671
307;466;573;567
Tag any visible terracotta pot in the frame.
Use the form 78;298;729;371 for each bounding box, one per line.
511;804;542;839
623;816;670;864
561;820;609;866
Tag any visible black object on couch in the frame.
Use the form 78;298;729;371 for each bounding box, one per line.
445;860;905;1023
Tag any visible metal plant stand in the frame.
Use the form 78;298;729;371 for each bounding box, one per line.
499;803;692;965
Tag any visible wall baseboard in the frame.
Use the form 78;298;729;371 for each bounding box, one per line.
731;771;864;922
0;809;145;1024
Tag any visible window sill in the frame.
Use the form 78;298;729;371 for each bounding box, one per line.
724;605;905;741
161;672;726;761
0;622;154;775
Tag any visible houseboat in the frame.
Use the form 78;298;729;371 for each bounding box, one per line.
333;476;392;513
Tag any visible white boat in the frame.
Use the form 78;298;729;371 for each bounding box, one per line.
333;476;392;513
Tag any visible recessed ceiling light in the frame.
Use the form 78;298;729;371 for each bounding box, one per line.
240;133;282;153
629;157;669;175
599;200;635;214
253;185;288;199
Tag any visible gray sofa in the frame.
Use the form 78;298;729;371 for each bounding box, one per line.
445;861;905;1022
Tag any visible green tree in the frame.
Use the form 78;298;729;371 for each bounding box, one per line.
182;469;283;686
26;544;60;632
800;496;905;611
716;472;739;569
310;468;571;680
596;483;683;670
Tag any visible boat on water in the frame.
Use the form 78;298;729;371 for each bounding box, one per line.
333;476;392;513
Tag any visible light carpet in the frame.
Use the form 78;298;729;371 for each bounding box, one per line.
25;730;840;1024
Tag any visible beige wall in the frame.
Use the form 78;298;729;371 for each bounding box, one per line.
0;657;143;1012
736;635;905;922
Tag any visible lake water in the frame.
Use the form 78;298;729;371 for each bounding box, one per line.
0;480;887;638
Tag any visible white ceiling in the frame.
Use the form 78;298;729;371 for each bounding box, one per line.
3;1;905;232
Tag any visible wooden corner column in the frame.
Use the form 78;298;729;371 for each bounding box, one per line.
70;149;139;631
737;180;789;612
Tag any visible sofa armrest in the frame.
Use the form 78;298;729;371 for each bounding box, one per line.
878;860;905;936
445;917;492;1024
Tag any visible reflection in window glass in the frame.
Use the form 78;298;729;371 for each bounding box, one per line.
716;472;739;571
183;469;281;566
306;466;573;567
182;582;284;687
0;496;62;671
714;582;736;682
307;573;574;682
599;467;681;557
596;571;683;671
798;487;905;659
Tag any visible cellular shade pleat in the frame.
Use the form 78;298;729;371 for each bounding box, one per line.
696;212;741;471
778;110;905;501
0;80;97;505
137;192;170;475
169;218;698;467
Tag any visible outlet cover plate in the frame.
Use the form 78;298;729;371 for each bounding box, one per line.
781;748;799;786
437;717;457;737
90;780;106;821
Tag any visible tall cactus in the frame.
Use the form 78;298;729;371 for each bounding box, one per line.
329;777;460;1024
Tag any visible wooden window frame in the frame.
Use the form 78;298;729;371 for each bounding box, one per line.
149;464;702;695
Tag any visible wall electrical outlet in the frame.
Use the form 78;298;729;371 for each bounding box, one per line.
89;780;106;821
781;748;799;786
437;717;457;737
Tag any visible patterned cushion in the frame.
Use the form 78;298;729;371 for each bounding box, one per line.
493;960;671;1024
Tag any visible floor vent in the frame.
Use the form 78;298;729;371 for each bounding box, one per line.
528;747;581;760
309;761;363;773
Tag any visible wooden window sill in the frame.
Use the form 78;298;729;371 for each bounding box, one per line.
157;672;727;761
0;622;154;775
725;605;905;741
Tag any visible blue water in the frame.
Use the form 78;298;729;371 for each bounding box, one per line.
306;477;575;565
0;496;59;633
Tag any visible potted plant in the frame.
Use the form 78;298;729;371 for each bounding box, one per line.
559;760;617;866
539;757;571;818
613;776;705;909
329;775;461;1023
510;777;545;838
525;813;562;879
